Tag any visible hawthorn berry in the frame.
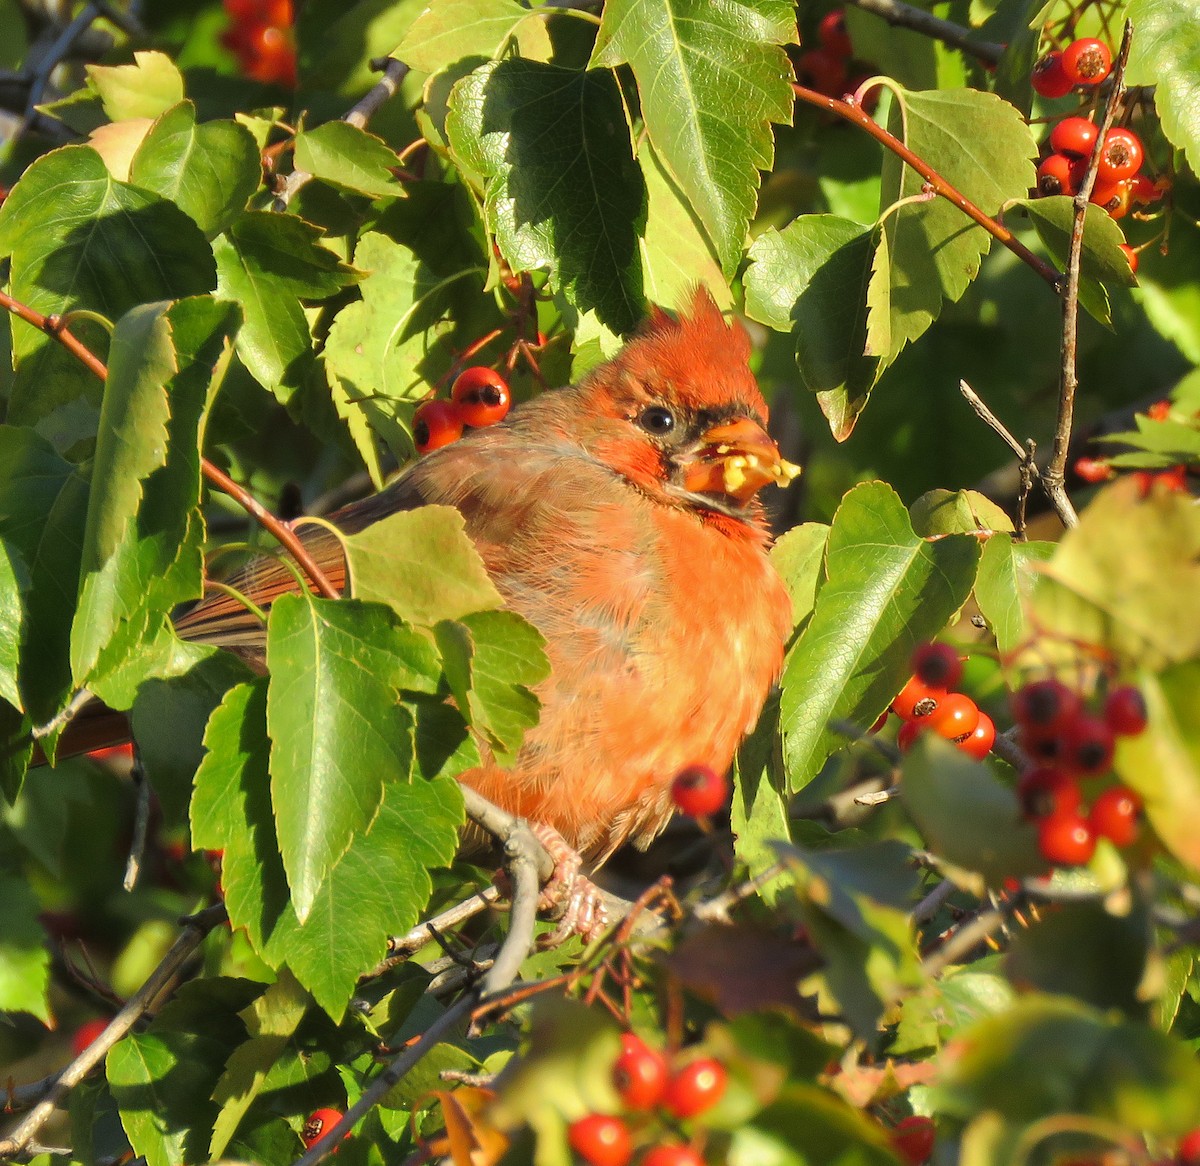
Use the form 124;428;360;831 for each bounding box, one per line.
1155;465;1189;493
1089;785;1142;847
670;764;728;817
1018;767;1082;819
798;48;849;97
413;399;465;454
958;711;996;760
818;10;853;58
641;1146;705;1166
1073;456;1116;483
451;366;512;428
891;1115;936;1166
911;642;963;690
1104;685;1148;735
1062;714;1115;776
1119;244;1139;275
1091;177;1132;218
1097;127;1144;182
1012;679;1081;734
1037;153;1081;197
1038;810;1097;866
71;1018;109;1057
1130;172;1161;205
1177;1127;1200;1166
892;675;941;720
870;709;890;734
896;719;926;752
302;1108;347;1150
662;1057;727;1119
1031;51;1074;99
1060;37;1112;86
1049;116;1099;159
613;1033;669;1110
1147;399;1172;421
928;692;980;740
568;1115;632;1166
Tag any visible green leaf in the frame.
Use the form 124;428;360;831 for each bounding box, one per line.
213;211;358;400
86;51;185;122
936;995;1200;1133
870;87;1038;360
1098;412;1200;468
396;0;552;73
0;873;51;1023
265;595;414;920
769;522;829;630
893;961;1016;1055
447;59;645;333
744;216;879;441
0;540;25;711
293;121;402;199
295;0;425;96
590;0;795;275
909;489;1015;537
973;535;1053;653
1113;662;1200;875
1031;479;1200;669
345;506;504;626
732;695;789;895
780;482;980;793
129;102;260;238
1126;0;1200;176
0;145;216;434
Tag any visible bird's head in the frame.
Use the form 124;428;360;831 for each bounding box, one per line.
575;289;800;524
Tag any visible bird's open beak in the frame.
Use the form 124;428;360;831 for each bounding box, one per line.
679;418;802;504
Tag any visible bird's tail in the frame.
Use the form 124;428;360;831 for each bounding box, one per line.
30;699;132;767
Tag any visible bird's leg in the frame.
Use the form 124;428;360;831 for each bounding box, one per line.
528;822;609;946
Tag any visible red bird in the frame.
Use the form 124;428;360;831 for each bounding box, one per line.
93;290;798;927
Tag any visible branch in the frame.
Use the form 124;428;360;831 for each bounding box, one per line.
0;289;340;600
1043;20;1134;528
792;84;1064;292
844;0;1004;65
0;904;228;1160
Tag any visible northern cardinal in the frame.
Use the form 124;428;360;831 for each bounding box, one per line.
66;290;798;926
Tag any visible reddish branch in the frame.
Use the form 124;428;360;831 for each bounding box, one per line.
0;289;340;600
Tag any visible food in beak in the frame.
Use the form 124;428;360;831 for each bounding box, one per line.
680;417;801;503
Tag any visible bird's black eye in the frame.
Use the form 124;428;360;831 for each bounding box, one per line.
638;405;676;436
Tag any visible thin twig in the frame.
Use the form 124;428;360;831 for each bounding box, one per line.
913;878;956;923
1043;19;1134;528
844;0;1004;65
0;904;228;1160
21;3;103;132
694;863;785;924
376;886;502;966
920;907;1007;976
792;84;1063;291
122;752;149;891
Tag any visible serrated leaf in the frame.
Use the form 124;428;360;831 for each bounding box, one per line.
345;506;504;626
396;0;552;74
87;51;185;122
590;0;795;275
446;59;645;333
780;482;980;793
1126;0;1200;176
293;121;402;198
1098;412;1200;468
266;594;427;921
0;145;216;433
974;534;1054;653
213;211;358;400
129;102;260;238
744;216;879;441
0;874;51;1022
871;87;1038;359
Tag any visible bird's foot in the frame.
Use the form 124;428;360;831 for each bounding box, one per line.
529;823;609;947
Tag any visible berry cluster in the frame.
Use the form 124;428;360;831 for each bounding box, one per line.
1072;398;1194;493
1012;678;1147;866
413;367;513;454
796;10;873;105
888;642;996;760
566;1036;727;1166
220;0;296;87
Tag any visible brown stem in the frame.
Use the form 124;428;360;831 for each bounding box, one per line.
0;290;341;600
1043;20;1134;527
792;83;1063;292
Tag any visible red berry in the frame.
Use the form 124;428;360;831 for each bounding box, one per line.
662;1058;727;1119
1037;153;1082;197
958;711;996;760
1089;785;1142;847
1062;714;1115;776
1049;116;1099;158
1038;811;1096;866
451;366;512;428
1147;399;1171;422
911;642;963;690
1097;128;1144;182
1018;767;1082;819
1090;177;1132;219
869;710;890;734
1103;685;1148;736
1031;51;1074;99
413;399;464;454
1060;38;1112;86
1119;244;1139;275
302;1108;347;1150
1074;456;1116;483
263;0;292;25
897;719;926;752
71;1018;109;1058
892;675;941;720
641;1146;704;1166
928;693;980;740
613;1035;668;1110
798;48;849;96
1156;465;1189;493
223;0;260;19
670;765;728;818
1178;1127;1200;1166
891;1115;936;1166
1130;172;1160;205
817;10;853;58
1012;680;1081;734
568;1115;632;1166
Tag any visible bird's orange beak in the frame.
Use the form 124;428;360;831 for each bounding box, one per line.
680;418;801;503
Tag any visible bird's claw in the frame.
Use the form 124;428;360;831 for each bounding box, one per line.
530;823;609;946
